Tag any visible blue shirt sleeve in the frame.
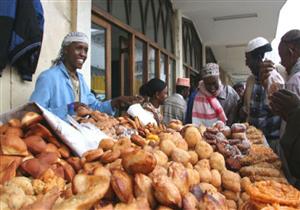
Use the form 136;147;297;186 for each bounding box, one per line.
30;72;68;119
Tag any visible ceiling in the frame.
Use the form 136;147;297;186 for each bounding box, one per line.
173;0;287;83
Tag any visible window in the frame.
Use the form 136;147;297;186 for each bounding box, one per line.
92;0;176;96
182;17;203;77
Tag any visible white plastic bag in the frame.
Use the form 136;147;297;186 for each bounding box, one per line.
127;103;157;126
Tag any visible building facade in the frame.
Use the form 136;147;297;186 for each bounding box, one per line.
0;0;213;113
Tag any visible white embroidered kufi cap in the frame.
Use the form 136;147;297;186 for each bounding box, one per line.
245;37;269;53
62;32;89;46
202;63;219;78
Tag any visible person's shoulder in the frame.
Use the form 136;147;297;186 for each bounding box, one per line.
225;85;239;98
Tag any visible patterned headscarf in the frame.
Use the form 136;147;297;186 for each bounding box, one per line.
201;63;220;78
52;32;89;66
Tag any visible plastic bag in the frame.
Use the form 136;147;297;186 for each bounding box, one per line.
127;103;157;126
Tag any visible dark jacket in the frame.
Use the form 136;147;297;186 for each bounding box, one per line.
279;106;300;189
0;0;44;81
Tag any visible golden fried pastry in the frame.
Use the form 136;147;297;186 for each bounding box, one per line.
122;149;156;174
93;165;111;179
67;157;82;172
195;159;211;170
209;152;226;172
134;173;156;208
47;136;61;147
37;152;59;165
21;111;43;128
98;138;115;151
0;159;18;184
148;165;168;180
83;161;102;174
153;149;168;166
168;119;183;132
198;192;227;210
182;192;198;210
82;148;104;162
22;187;60;210
113;137;131;153
210;169;222;188
0;123;9;135
0;155;22;172
240;192;250;202
57;144;70;158
188;150;198;165
54;173;110;210
5;126;24;137
231;132;247;140
186;168;200;187
221;170;241;192
222;190;240;201
195;140;213;159
245;180;300;207
241;145;279;166
247;175;288;184
23;135;47;155
199;183;218;194
111;169;134;203
57;159;76;182
25;123;52;139
168;162;189;196
131;134;148;147
114;196;151;210
239;165;281;177
172;133;188;151
1;134;28;156
261;204;300;210
171;148;191;165
156;206;174;210
226;199;237;210
8;118;22;128
159;139;176;157
231;123;247;133
105;158;123;171
196;167;212;183
181;125;202;149
101;149;121;164
152;175;182;208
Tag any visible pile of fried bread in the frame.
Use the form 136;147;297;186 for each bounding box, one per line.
0;108;299;210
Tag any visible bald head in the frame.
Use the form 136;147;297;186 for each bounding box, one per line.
281;29;300;48
278;29;300;74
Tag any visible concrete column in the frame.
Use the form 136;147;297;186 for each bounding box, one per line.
173;9;183;78
71;0;92;87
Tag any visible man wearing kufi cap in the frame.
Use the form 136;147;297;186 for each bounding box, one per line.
243;36;281;146
163;77;190;124
30;32;141;120
192;63;239;127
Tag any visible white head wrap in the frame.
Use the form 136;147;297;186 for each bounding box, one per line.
201;63;219;78
62;32;89;46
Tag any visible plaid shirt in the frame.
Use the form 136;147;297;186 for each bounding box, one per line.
249;81;281;141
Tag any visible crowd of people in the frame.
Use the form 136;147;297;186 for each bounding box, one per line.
29;29;300;189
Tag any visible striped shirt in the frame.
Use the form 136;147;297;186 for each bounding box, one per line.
163;93;187;124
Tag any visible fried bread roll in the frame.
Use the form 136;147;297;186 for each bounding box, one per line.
122;149;156;174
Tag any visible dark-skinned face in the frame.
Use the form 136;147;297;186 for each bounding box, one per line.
278;41;298;74
155;87;168;105
203;76;219;96
245;52;259;76
63;42;88;72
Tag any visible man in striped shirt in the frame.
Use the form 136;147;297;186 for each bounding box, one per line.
163;78;190;124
